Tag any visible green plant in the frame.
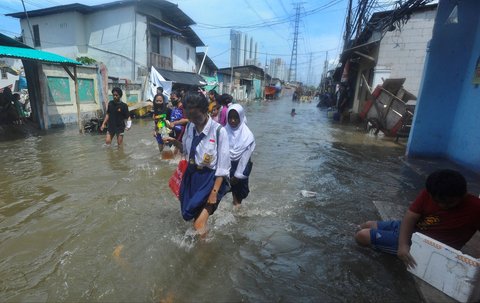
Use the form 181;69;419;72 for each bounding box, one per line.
76;56;97;65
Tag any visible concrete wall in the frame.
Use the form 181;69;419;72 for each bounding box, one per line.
85;6;137;80
375;7;437;96
407;0;480;172
172;38;196;72
20;11;86;57
42;64;101;128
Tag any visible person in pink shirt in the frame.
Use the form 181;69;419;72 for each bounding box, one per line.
218;94;233;126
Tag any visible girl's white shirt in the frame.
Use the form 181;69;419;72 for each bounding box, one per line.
225;104;255;179
182;117;230;177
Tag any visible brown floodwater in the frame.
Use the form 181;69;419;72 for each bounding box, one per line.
0;96;425;302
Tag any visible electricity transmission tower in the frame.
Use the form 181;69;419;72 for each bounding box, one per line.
288;2;302;83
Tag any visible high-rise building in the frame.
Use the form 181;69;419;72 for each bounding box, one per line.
268;58;288;81
230;29;259;67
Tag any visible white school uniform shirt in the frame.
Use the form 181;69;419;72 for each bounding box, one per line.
182;117;230;177
233;141;255;179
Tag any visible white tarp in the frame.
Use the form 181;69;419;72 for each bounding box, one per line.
146;66;173;102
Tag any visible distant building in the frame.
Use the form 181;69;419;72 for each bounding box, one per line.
0;58;22;90
230;30;258;67
217;65;267;101
268;58;288;81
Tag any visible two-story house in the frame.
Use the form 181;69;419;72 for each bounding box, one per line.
7;0;205;96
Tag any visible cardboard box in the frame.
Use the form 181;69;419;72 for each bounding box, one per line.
408;232;480;303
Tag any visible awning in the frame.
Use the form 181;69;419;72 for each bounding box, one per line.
0;45;80;65
156;68;207;86
340;39;380;62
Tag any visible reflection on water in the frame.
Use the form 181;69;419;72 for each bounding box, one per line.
0;98;424;302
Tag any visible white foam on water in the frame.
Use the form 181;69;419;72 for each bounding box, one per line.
170;228;200;251
113;197;131;211
130;152;151;160
300;190;318;197
59;250;74;266
139;138;153;146
212;212;236;229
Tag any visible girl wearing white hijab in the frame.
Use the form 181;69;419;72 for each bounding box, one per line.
225;104;255;206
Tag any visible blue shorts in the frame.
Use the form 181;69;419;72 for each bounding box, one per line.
370;220;401;255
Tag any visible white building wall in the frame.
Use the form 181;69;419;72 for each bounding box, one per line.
375;8;436;96
0;58;22;89
85;6;136;80
19;12;84;58
172;38;196;72
134;14;148;80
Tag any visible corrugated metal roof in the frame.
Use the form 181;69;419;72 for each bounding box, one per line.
7;0;195;27
157;68;206;86
181;27;205;47
196;52;218;71
0;33;30;48
0;45;80;65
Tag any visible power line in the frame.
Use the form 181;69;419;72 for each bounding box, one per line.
278;0;289;15
196;0;343;29
243;0;289;41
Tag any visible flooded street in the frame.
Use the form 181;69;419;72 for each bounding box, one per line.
0;96;425;302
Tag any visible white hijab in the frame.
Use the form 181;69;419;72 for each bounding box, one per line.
225;104;254;160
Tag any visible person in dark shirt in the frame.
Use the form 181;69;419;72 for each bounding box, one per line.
101;87;131;146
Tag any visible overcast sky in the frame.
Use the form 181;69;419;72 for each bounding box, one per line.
1;0;350;85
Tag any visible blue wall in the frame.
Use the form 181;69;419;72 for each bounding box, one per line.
407;0;480;172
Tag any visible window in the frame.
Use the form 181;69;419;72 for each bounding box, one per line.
1;68;7;79
47;76;71;104
78;78;95;103
33;24;41;47
186;48;190;61
151;34;159;54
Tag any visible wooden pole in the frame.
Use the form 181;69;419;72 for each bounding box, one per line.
74;66;83;133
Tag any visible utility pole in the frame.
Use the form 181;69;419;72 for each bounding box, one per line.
306;52;312;86
344;0;353;51
288;2;302;83
21;0;35;46
322;51;328;92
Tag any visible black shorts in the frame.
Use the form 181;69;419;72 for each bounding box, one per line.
108;127;125;137
230;160;253;201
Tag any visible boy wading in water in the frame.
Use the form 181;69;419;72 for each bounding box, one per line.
101;87;131;146
355;169;480;268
